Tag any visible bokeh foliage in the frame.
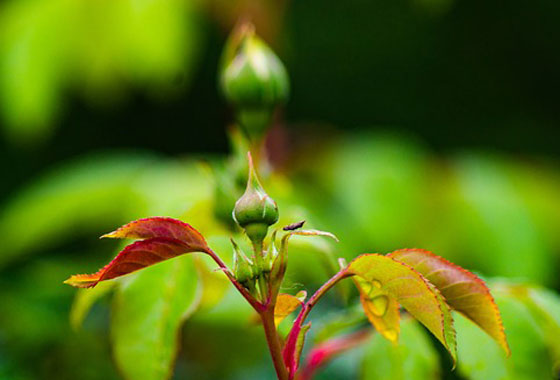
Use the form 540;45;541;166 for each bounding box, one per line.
2;134;560;379
1;0;560;379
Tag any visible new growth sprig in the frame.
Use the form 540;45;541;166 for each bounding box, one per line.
65;21;509;380
64;154;509;379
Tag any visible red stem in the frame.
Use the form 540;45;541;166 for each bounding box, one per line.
283;268;350;379
262;308;290;380
206;248;265;312
207;247;289;378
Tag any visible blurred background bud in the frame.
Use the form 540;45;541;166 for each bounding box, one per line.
220;21;289;139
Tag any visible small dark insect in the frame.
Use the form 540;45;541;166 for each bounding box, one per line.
283;220;306;231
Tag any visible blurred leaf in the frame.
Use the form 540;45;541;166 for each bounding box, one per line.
70;281;115;330
389;249;509;354
314;304;368;343
0;153;157;267
361;318;440;380
319;135;429;253
0;0;201;142
448;155;552;282
111;255;201;380
455;289;555;380
300;329;371;380
346;254;457;362
494;283;560;373
524;287;560;369
65;217;211;288
131;159;213;217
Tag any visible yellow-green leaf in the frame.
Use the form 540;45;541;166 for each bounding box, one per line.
346;254;457;362
352;275;400;342
274;292;305;327
389;249;509;355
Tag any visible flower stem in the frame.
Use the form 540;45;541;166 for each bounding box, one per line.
205;247;265;312
300;268;350;321
261;308;290;380
252;240;270;303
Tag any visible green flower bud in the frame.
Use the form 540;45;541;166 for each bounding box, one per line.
220;22;290;138
231;239;254;285
233;152;279;243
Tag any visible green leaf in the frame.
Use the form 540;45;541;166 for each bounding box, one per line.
0;153;157;267
456;285;555;380
495;283;560;373
524;286;560;368
361;318;441;380
346;254;457;362
389;249;509;354
70;281;115;330
449;155;552;282
320;136;429;253
314;304;368;343
111;256;201;380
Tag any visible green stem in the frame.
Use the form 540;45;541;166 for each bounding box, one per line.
261;308;290;380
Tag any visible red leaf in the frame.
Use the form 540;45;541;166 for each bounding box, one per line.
283;318;311;377
65;217;211;288
65;237;204;288
298;329;371;380
102;217;209;251
389;249;510;355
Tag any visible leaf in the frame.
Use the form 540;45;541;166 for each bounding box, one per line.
352;275;401;342
524;287;560;368
389;249;510;355
282;322;311;377
0;153;157;267
314;304;368;343
449;155;552;283
64;238;205;288
362;318;441;380
65;217;210;288
102;217;210;248
274;292;305;327
284;229;339;242
69;281;115;330
318;135;428;253
456;292;553;380
294;323;311;375
111;255;201;380
346;254;457;362
301;329;371;380
495;283;560;372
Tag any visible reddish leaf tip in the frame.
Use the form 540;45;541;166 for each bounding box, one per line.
389;248;510;356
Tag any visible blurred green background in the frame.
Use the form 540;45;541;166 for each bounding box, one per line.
1;0;560;379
